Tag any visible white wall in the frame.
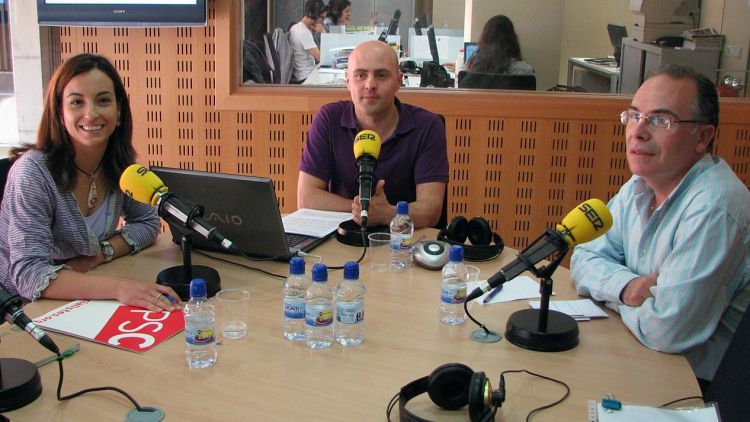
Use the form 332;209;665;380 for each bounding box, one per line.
6;0;44;146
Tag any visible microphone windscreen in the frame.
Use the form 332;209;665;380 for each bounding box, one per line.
353;130;382;159
556;198;613;246
119;164;168;206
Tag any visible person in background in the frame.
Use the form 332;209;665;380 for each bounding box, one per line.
0;53;180;311
324;0;351;32
312;4;329;48
289;0;326;83
298;41;448;229
571;65;749;391
466;15;533;75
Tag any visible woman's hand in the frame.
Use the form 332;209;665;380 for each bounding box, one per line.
115;279;183;312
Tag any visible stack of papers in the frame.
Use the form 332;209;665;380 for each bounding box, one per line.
529;299;608;321
470;276;544;304
282;208;351;238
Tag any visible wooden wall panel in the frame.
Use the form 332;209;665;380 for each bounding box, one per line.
56;1;750;254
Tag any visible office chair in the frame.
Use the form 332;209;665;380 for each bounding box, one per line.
0;157;11;205
457;71;536;91
703;305;750;422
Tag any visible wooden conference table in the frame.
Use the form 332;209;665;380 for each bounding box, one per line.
4;230;700;421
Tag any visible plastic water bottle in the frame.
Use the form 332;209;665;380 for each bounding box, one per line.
390;201;414;269
334;261;366;346
184;278;218;368
305;263;333;349
455;49;465;88
283;257;309;341
440;245;468;325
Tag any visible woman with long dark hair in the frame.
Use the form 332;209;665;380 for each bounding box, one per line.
467;15;533;75
324;0;351;32
0;53;180;311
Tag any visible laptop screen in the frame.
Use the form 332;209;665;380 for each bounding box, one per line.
464;42;478;64
150;167;324;260
607;24;628;67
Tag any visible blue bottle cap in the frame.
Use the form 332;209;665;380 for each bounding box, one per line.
449;245;464;262
396;201;408;215
343;261;359;279
311;263;328;282
289;256;305;275
190;278;207;298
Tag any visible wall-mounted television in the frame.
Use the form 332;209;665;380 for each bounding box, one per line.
37;0;207;27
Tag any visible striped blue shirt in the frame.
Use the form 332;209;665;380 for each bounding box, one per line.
0;150;161;301
571;154;750;381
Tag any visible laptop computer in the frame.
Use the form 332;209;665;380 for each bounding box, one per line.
607;24;628;67
150;167;329;261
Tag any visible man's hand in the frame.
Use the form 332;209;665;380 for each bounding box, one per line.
352;180;393;226
621;272;658;307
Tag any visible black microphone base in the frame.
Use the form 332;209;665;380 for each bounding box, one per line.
156;265;221;301
335;219;389;247
505;309;579;352
0;358;42;412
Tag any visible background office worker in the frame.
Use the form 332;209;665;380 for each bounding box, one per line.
323;0;351;32
570;65;750;389
298;40;448;229
466;15;533;75
0;53;180;312
289;0;326;82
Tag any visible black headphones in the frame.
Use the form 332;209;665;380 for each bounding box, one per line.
396;363;505;422
437;216;504;261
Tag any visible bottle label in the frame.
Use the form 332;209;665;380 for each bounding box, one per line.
284;297;305;319
185;324;216;346
441;282;467;304
336;301;364;324
305;304;333;327
391;233;413;251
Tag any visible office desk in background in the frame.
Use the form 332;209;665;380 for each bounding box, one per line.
5;232;700;421
567;58;620;93
301;66;424;88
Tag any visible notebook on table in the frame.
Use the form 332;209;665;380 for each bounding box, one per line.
150;167;330;261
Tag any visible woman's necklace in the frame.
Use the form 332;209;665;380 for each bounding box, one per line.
74;160;103;209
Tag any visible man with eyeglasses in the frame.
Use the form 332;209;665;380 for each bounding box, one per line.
571;65;749;392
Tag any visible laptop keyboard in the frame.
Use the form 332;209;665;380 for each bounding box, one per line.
286;233;309;248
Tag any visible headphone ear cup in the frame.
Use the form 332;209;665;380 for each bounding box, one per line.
445;216;468;244
427;363;474;410
467;371;491;422
467;217;492;246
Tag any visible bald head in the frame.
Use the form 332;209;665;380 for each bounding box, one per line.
348;40;400;73
345;40;403;121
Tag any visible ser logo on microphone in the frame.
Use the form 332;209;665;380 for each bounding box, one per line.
122;164;149;200
578;203;606;231
356;132;377;141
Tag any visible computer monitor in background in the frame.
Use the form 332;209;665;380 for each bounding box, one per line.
378;9;401;42
427;26;439;65
464;42;478;64
607;24;628;67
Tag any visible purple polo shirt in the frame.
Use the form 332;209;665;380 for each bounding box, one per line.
299;99;449;205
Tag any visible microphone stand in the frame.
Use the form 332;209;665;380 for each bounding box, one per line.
157;216;221;301
504;229;579;352
0;344;43;412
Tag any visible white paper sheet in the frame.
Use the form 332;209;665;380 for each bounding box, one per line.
282;208;352;238
529;299;608;321
470;275;543;305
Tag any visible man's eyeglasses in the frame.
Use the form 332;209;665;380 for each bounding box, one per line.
620;111;705;130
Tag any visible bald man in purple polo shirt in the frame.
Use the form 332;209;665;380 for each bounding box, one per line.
298;40;449;228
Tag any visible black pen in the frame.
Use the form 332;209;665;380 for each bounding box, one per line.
482;286;503;304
